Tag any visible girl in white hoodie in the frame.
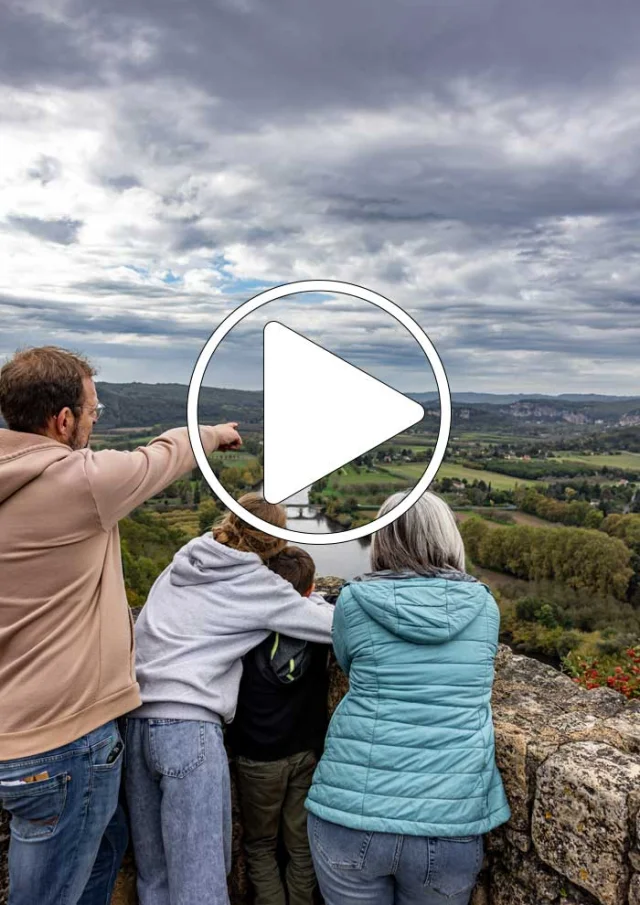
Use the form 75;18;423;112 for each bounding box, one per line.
125;493;334;905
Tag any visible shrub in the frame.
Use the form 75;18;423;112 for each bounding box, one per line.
563;647;640;698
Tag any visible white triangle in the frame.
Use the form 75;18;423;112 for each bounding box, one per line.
263;322;425;505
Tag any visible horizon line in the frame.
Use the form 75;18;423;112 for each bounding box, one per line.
93;380;640;399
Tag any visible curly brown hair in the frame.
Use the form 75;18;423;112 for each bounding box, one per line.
213;492;287;561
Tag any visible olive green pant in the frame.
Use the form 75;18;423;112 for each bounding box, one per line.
235;751;318;905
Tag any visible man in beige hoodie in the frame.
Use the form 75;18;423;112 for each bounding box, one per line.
0;346;242;905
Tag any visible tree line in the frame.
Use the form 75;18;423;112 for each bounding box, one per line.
463;456;638;481
514;487;605;528
460;517;633;601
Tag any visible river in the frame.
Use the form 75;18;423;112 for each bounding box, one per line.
276;486;372;579
265;489;560;668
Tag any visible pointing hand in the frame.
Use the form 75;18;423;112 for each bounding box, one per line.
215;422;243;451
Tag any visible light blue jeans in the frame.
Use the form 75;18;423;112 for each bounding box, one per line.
308;813;483;905
125;718;232;905
0;720;127;905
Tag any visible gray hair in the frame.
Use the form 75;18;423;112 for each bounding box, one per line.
370;490;465;574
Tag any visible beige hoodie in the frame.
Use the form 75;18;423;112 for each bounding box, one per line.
0;426;222;760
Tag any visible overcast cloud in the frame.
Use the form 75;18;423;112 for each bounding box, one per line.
2;0;640;393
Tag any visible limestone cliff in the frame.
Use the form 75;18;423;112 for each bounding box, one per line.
2;576;640;905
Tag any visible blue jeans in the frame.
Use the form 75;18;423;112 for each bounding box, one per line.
0;720;127;905
125;718;232;905
308;813;483;905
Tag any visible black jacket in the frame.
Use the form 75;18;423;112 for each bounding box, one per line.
227;631;330;762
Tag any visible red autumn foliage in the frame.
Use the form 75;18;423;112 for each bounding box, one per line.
565;647;640;699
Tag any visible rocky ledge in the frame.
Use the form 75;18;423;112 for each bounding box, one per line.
2;576;640;905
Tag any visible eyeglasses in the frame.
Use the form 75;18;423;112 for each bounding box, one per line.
88;402;105;421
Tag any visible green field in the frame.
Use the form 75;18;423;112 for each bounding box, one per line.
209;451;258;467
556;452;640;472
383;462;538;490
327;465;407;487
93;432;157;449
155;509;200;533
456;432;530;443
455;509;556;527
324;461;538;492
389;435;434;447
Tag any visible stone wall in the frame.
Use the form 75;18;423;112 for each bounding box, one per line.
3;577;640;905
474;646;640;905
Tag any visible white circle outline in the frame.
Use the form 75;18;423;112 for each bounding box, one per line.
187;280;451;545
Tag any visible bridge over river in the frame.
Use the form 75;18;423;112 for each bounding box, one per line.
261;486;371;579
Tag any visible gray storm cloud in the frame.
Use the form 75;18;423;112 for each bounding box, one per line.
1;0;639;392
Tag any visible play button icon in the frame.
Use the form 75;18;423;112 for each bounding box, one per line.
263;323;425;504
187;279;451;545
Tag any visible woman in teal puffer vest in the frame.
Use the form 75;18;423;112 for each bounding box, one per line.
306;490;510;905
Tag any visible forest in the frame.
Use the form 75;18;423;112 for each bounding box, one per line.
460;518;634;601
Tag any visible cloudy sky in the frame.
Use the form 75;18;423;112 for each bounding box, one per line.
2;0;640;394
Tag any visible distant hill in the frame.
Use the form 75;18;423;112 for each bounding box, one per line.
0;383;264;432
94;382;264;431
1;383;639;435
413;392;637;405
92;385;640;434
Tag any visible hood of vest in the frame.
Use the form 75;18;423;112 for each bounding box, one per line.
347;573;490;644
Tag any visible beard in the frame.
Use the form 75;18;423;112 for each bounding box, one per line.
69;425;82;451
69;421;90;451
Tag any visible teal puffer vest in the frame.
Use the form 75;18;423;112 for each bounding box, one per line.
306;574;511;837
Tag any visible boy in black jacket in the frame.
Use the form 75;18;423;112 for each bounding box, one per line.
228;547;331;905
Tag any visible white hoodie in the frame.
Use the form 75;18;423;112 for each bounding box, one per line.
131;534;334;724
